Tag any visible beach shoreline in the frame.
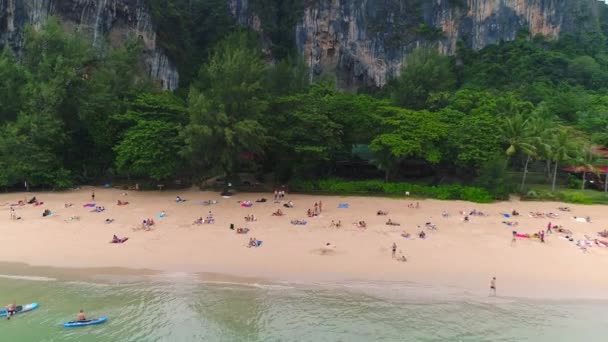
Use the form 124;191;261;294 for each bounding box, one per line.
2;187;608;299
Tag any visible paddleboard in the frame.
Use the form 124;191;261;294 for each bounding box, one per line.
0;303;39;317
63;317;108;328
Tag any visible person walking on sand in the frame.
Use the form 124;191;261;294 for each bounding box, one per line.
319;200;323;213
392;243;397;258
490;277;496;296
547;222;552;234
91;190;95;201
511;231;517;246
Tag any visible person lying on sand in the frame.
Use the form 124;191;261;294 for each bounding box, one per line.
6;301;16;319
558;207;571;212
63;216;79;222
419;231;426;239
64;203;73;208
425;222;437;230
599;230;608;238
245;214;257;222
193;217;203;225
117;200;129;206
255;198;267;203
105;218;114;224
272;209;284;216
283;201;294;208
355;221;367;228
396;255;407;262
248;238;259;248
502;221;518;227
176;196;186;203
237;228;250;234
512;210;520;216
442;211;449;218
377;210;388;216
42;209;52;217
110;235;128;244
291;219;307;225
386;219;400;226
330;220;342;228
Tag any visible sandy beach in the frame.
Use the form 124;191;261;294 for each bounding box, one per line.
1;187;608;299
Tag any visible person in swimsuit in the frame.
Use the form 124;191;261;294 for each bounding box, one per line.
5;301;17;320
490;277;496;296
392;243;397;258
77;309;87;321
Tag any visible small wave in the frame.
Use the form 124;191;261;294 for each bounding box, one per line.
199;280;295;290
0;274;57;282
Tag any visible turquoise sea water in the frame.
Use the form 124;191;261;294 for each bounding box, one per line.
1;271;608;342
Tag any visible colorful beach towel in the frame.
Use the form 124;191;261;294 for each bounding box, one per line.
156;213;168;219
83;203;96;208
338;203;349;209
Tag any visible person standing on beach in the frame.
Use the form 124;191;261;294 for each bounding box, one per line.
511;231;516;246
547;222;552;234
490;277;496;296
392;243;397;258
540;230;545;243
319;201;323;213
91;190;95;201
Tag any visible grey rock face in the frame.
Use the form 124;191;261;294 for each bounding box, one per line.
0;0;178;90
230;0;601;90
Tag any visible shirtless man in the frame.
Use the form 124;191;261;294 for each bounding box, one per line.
490;277;497;296
77;309;87;321
6;301;16;320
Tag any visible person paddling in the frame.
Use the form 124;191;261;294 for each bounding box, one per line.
77;309;87;321
6;301;16;320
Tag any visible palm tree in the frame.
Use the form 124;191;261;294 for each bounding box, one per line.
576;146;598;190
499;114;536;191
549;129;576;192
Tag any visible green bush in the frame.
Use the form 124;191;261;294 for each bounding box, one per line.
290;178;495;203
558;192;593;204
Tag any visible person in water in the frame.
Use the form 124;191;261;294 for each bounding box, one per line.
6;301;16;319
77;309;87;321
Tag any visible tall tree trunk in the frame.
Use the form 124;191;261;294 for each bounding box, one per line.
384;168;390;182
520;155;531;192
551;161;559;192
581;172;586;190
605;172;608;193
546;160;552;181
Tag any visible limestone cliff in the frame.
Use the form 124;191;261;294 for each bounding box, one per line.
0;0;178;90
231;0;603;89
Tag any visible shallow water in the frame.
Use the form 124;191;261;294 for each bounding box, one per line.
1;272;607;341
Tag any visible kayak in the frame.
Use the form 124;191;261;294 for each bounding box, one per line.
63;317;107;328
0;303;39;317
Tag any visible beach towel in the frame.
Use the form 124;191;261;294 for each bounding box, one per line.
257;241;263;247
156;213;167;219
83;203;96;208
573;217;588;223
515;233;529;238
176;199;187;203
338;203;349;209
503;213;510;218
241;203;253;208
